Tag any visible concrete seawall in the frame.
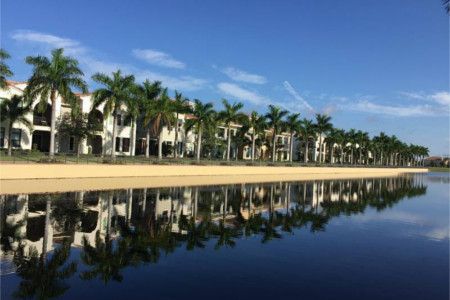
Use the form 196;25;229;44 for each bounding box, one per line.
0;164;427;195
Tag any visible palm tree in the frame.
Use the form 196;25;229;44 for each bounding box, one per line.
299;118;316;163
248;111;268;162
25;48;88;157
0;95;32;156
314;114;333;163
283;113;301;163
217;99;247;161
147;88;176;160
355;130;369;164
265;105;289;162
184;99;216;161
91;70;135;158
324;127;340;164
0;48;13;90
345;129;357;164
173;91;192;158
135;80;162;158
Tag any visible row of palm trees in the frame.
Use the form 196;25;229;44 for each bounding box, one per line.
1;48;429;166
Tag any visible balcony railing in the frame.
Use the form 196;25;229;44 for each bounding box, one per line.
33;116;51;126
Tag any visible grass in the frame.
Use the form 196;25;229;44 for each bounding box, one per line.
428;167;450;172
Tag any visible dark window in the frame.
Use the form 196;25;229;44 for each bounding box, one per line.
11;129;21;147
69;136;75;151
123;115;131;127
115;137;121;152
0;127;4;148
122;138;130;152
117;115;122;126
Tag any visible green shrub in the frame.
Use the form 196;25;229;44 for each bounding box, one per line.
102;158;125;164
39;157;66;164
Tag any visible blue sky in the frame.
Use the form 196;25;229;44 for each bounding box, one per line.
2;0;449;155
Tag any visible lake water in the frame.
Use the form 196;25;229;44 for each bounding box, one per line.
1;173;449;300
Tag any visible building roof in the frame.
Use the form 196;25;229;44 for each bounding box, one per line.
425;156;442;160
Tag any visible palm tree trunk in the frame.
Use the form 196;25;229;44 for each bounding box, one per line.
111;111;118;158
289;133;294;163
351;148;354;164
158;129;163;161
174;113;179;159
227;127;231;161
196;126;202;161
304;140;309;163
272;132;276;162
7;121;13;156
49;88;57;157
359;148;362;164
251;133;256;163
76;137;80;159
145;126;150;158
318;134;323;163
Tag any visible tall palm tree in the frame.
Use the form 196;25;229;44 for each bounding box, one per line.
265;105;289;162
248;110;268;162
184;99;216;161
324;127;340;164
135;80;162;158
217;99;247;161
355;130;369;164
0;48;13;90
25;48;88;157
345;129;357;164
91;70;135;158
173;90;192;158
147;88;176;160
0;95;32;156
283;113;301;163
299;118;316;163
314;114;333;163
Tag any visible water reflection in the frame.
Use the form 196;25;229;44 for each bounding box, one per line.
0;174;429;298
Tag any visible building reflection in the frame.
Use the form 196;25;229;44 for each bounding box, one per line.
0;174;427;296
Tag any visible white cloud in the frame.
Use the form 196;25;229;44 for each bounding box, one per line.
132;49;185;69
346;100;446;117
11;30;86;56
282;81;314;112
218;66;267;84
11;30;207;92
217;82;270;106
136;70;207;91
400;91;450;106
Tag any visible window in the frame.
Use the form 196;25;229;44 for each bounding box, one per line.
0;127;4;148
178;119;183;132
123;115;131;127
122;138;130;152
11;129;21;147
69;137;75;151
115;137;121;152
117;115;122;126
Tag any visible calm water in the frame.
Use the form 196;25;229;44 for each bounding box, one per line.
1;173;449;300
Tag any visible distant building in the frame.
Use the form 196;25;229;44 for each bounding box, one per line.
424;156;443;167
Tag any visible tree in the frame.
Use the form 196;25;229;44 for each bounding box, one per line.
248;111;268;162
324;127;341;164
345;129;358;164
0;95;32;156
25;48;88;157
173;91;192;158
444;0;450;14
299;118;316;163
57;110;102;158
0;48;13;90
135;80;162;158
355;130;369;164
91;70;135;158
284;113;301;163
147;88;176;160
265;105;289;162
184;99;216;161
217;99;247;161
314;114;333;163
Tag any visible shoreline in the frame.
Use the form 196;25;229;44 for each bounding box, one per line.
0;164;427;195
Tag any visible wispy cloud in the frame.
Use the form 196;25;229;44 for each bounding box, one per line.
11;30;86;55
282;81;314;112
217;82;270;105
400;91;450;106
345;100;446;117
11;30;208;91
132;49;185;69
216;66;267;84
